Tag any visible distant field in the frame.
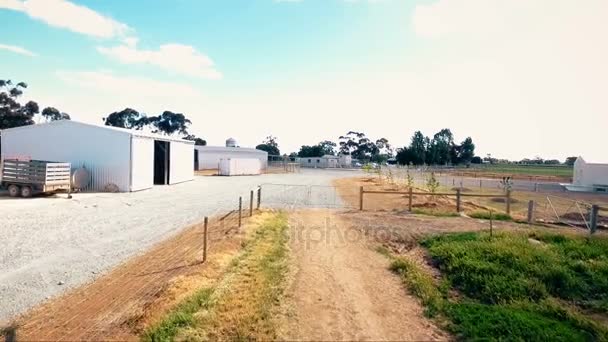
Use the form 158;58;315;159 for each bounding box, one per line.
472;164;573;178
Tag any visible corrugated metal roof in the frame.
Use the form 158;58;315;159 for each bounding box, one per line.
0;120;194;144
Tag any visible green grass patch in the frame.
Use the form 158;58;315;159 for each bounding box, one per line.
385;231;608;340
468;211;512;221
411;208;459;217
143;212;290;342
422;231;608;307
476;164;573;178
390;257;446;317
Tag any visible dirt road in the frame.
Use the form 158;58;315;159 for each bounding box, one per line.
281;209;447;341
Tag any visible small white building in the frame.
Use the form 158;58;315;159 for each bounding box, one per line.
299;154;352;168
570;157;608;192
0;120;194;192
195;138;268;173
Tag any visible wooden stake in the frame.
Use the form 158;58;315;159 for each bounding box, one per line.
590;205;599;235
203;217;208;262
359;186;364;211
490;209;494;239
250;190;254;217
456;189;461;213
257;187;261;209
527;200;534;224
238;196;242;228
506;190;512;215
408;187;413;212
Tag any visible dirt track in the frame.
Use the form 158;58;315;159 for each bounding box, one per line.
281;209;447;341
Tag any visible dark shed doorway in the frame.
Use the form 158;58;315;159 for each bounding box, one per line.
154;140;170;185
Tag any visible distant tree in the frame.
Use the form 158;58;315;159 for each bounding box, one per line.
41;107;70;122
471;156;483;164
298;145;324;158
319;140;337;156
103;108;148;130
339;131;364;156
564;157;577;166
409;131;427;165
151;111;191;135
543;159;560;165
256;135;280;156
0;80;38;129
184;134;206;146
432;128;454;165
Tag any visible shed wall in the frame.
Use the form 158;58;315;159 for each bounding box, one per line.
574;160;608;186
1;123;131;191
130;137;154;191
169;141;194;184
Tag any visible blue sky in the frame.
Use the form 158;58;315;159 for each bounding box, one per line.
1;0;607;161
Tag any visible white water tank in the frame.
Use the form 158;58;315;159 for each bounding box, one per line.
226;137;238;147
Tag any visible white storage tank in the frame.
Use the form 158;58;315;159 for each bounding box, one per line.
219;158;262;176
226;138;238;147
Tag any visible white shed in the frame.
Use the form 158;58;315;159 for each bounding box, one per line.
195;144;268;172
298;154;352;168
571;157;608;192
0;120;194;192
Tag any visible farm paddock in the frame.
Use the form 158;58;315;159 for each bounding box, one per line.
3;171;607;341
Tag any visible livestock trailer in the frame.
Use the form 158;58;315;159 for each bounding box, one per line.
0;120;194;192
1;159;71;197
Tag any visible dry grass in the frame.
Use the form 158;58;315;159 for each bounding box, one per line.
143;212;289;341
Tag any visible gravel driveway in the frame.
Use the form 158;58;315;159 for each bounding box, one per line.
0;169;359;323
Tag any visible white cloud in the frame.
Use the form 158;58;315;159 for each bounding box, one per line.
0;0;130;39
405;0;608;161
97;42;222;80
55;70;201;98
0;43;36;56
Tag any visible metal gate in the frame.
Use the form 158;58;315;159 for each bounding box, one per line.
259;183;349;209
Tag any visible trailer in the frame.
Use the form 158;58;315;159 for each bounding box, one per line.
1;159;71;198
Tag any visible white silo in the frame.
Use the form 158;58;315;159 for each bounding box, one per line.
226;137;238;147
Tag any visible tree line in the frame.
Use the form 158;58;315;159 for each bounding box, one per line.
395;129;476;166
103;108;206;145
0;79;71;129
0;79;206;145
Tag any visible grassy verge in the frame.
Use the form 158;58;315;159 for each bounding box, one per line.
384;230;608;341
143;212;289;341
467;211;512;221
411;208;460;217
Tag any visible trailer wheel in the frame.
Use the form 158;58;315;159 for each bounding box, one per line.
8;184;20;197
21;186;33;198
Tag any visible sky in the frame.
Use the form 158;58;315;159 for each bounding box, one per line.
1;0;607;161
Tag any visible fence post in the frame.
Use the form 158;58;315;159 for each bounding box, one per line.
590;205;599;234
257;187;261;209
359;186;364;211
238;196;242;228
408;187;413;212
250;190;254;217
506;190;512;215
534;183;538;192
203;217;208;262
527;200;535;224
456;189;461;212
480;179;482;189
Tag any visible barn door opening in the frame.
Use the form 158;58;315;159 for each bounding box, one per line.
194;149;199;170
154;140;171;185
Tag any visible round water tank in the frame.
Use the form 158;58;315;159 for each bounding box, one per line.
226;137;238;147
72;166;91;190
